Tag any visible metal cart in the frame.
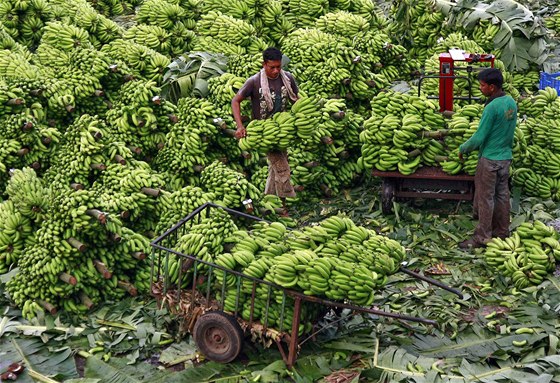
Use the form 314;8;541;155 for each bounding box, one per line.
151;203;463;367
373;167;475;214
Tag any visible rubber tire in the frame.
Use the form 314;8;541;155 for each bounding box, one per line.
381;178;395;215
193;311;243;363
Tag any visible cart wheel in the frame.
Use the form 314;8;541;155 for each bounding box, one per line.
193;311;243;363
381;179;395;214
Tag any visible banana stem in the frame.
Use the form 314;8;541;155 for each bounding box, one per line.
90;163;107;171
120;210;130;219
41;136;52;145
319;184;333;197
132;251;146;260
22;121;33;131
128;145;142;155
117;280;138;296
108;232;121;243
114;154;126;165
65;104;75;113
193;164;205;173
17;148;29;156
31;161;41;170
151;95;161;105
70;183;84;190
30;89;43;96
330;111;346;120
79;292;94;309
92;130;103;140
408;149;422;158
6;98;24;106
141;187;160;197
222;128;236;137
93;89;104;97
37;300;57;315
420;130;448;139
434;155;449;162
167;114;179;123
337;150;350;159
86;209;107;224
320;136;334;145
241;151;252;159
67;237;87;252
59;272;77;286
303;161;320;168
93;260;112;279
212;117;227;129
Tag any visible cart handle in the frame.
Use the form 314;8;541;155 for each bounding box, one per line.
399;262;464;299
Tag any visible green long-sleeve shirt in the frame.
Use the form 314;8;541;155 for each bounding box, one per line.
459;95;517;160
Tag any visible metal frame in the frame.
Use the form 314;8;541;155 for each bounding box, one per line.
373;167;475;214
151;202;462;367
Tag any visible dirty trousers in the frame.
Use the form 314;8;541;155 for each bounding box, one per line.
265;150;296;198
473;157;511;244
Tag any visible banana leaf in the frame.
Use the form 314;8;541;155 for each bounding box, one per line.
405;328;548;360
0;338;78;382
161;51;228;103
436;0;550;71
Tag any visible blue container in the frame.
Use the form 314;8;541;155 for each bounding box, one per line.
539;72;560;92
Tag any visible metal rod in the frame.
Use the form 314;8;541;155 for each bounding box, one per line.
287;297;302;369
399;266;464;299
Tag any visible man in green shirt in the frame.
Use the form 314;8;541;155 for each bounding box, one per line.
458;68;517;249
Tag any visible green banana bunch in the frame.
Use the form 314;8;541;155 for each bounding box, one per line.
123;25;172;56
200;160;262;208
156;185;217;233
154;97;223;184
471;19;500;53
388;0;447;61
315;10;370;37
545;11;560;34
0;200;34;273
100;39;171;82
43;114;108;186
512;70;539;95
198;11;261;48
484;220;559;288
137;0;188;30
5;167;48;223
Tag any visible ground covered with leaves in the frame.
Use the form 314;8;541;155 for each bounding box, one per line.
1;179;560;382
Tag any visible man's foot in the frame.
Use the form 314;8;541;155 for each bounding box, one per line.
459;239;485;249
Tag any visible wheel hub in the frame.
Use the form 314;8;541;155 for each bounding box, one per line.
205;327;229;353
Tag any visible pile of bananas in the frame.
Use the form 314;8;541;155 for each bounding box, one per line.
106;79;178;155
155;185;217;234
483;220;560;289
388;0;448;61
43;114;108;186
50;0;124;48
154;97;223;188
358;91;445;173
0;0;52;48
0;200;33;274
168;215;406;335
545;11;560;35
513;87;560;200
100;39;171;83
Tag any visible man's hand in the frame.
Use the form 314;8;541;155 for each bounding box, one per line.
458;151;464;161
234;127;246;139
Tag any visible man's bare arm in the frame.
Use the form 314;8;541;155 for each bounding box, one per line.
231;93;246;139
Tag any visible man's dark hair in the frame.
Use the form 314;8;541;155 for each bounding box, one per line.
263;47;282;62
477;68;503;89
